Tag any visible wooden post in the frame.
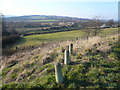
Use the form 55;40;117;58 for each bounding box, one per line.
69;43;73;55
54;62;63;83
64;50;70;65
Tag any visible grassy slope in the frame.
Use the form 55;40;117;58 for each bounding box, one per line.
100;28;118;36
2;28;117;56
10;30;85;49
1;33;120;88
10;28;118;49
1;28;119;88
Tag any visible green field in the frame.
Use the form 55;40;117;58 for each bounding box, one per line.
16;28;43;33
14;28;118;48
16;26;81;34
101;28;118;35
13;30;85;48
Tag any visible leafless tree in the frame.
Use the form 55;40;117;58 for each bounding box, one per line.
82;16;103;39
0;13;9;36
106;19;114;27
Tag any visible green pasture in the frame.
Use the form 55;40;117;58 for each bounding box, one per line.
12;28;118;49
14;30;85;48
101;28;118;36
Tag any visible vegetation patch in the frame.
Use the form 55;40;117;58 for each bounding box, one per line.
1;29;120;88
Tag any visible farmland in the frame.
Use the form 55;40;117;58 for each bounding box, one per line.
1;15;120;89
1;31;120;88
4;28;118;51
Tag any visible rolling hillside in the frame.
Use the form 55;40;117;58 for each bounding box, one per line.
1;33;120;88
5;15;89;22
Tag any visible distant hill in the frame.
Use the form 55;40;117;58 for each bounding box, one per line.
5;15;89;22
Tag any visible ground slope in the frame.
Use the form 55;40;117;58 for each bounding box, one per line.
1;33;120;88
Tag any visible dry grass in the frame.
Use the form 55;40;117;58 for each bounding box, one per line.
1;33;120;88
1;34;119;84
2;34;119;67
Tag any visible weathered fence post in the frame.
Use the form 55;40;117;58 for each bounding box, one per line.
69;43;73;55
54;62;63;83
64;50;70;65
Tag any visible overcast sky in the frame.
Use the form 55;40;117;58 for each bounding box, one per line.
0;0;119;20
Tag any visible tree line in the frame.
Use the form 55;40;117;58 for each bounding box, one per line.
1;13;20;48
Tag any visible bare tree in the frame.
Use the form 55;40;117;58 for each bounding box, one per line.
90;16;103;36
0;13;9;36
82;16;103;39
106;19;114;27
7;21;18;35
